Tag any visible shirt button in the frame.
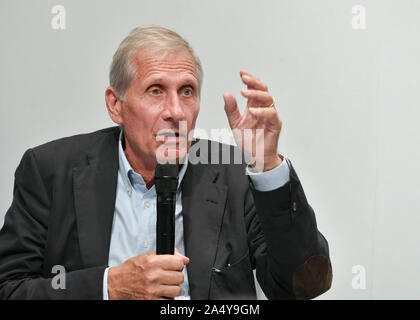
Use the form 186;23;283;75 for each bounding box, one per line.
143;241;149;248
292;201;297;212
145;201;151;208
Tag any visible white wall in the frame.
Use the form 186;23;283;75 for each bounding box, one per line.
1;0;419;299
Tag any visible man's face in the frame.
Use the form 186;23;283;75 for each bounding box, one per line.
118;48;200;166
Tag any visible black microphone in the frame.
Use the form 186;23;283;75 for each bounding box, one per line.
154;164;179;255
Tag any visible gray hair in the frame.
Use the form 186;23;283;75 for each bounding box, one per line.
110;25;203;100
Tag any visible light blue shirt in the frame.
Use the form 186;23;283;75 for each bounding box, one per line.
103;131;291;299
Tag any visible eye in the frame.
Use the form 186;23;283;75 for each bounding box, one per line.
150;88;161;95
182;87;193;96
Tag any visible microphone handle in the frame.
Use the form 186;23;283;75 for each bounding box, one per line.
156;192;176;254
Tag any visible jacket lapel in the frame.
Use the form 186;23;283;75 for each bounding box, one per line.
73;128;120;267
182;162;228;299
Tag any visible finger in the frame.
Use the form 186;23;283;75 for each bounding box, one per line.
223;92;241;129
241;74;268;91
159;270;185;285
239;69;254;77
174;248;190;265
158;285;183;298
248;107;282;127
241;89;274;108
150;254;186;271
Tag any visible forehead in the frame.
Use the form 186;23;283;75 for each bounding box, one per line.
132;48;198;84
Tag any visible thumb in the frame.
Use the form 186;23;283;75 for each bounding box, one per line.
175;248;190;264
223;92;241;129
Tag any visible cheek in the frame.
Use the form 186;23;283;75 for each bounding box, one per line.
123;101;157;126
191;110;200;129
187;103;200;124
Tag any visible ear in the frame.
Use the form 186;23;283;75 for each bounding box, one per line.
105;86;123;124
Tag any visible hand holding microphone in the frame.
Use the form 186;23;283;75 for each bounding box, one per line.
107;249;189;300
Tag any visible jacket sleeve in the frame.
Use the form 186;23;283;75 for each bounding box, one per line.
0;149;106;299
245;159;332;300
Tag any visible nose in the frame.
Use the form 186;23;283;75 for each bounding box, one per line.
162;92;185;122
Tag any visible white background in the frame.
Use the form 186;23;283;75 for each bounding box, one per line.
1;0;419;299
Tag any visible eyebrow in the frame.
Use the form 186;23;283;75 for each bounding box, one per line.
146;77;198;88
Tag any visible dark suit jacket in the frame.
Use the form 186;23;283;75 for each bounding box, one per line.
0;126;332;300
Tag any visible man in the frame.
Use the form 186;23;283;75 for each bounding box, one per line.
0;26;332;300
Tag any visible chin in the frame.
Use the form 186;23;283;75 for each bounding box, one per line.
155;145;188;165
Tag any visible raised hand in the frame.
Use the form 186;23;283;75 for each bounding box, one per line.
224;70;283;172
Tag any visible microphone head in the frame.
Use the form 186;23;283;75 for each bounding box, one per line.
154;164;179;193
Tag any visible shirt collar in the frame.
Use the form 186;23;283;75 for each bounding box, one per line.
118;128;189;191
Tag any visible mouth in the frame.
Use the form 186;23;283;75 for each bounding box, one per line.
157;132;180;138
156;131;186;144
